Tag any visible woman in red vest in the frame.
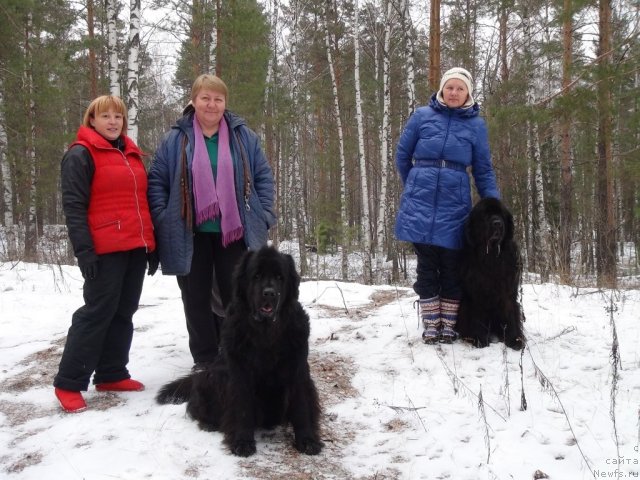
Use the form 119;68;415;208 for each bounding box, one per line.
53;95;157;413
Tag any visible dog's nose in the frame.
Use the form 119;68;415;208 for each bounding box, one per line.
491;217;503;229
262;287;277;298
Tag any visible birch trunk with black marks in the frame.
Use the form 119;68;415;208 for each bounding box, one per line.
127;0;141;143
323;0;348;280
107;0;120;97
353;0;372;284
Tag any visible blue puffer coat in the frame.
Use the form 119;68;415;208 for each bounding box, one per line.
395;94;499;250
148;109;276;275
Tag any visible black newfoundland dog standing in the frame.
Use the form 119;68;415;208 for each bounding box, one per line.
456;198;524;350
156;246;322;457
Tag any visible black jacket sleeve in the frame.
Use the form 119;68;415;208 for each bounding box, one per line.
61;145;96;265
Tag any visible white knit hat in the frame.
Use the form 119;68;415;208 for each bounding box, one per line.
437;67;474;107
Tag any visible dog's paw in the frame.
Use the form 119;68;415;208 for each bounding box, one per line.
506;336;524;350
230;439;257;457
473;338;490;348
197;420;218;432
294;436;323;455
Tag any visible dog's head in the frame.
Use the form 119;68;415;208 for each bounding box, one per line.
232;246;301;322
465;197;514;253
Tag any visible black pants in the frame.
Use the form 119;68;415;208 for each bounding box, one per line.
177;232;245;364
54;248;147;391
413;243;462;300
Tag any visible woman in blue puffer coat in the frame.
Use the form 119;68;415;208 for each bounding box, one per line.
395;67;500;344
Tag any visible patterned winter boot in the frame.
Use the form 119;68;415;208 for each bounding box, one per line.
420;296;441;344
440;298;460;343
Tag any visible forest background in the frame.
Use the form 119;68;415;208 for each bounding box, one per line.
0;0;638;288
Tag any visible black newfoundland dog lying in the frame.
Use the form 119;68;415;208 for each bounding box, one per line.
156;246;322;457
456;198;525;350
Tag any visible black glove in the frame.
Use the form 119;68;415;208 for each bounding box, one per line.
147;250;160;276
79;260;98;280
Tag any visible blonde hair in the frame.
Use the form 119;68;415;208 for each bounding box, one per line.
82;95;128;131
191;74;229;102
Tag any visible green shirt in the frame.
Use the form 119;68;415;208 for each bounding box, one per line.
195;133;221;232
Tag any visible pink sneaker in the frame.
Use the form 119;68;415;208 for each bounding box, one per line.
55;388;87;413
95;378;145;392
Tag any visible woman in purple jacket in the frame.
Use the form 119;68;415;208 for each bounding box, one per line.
395;67;500;344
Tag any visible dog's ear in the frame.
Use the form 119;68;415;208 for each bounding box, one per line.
284;253;300;300
232;250;254;302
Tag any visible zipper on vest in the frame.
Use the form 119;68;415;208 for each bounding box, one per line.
113;147;149;251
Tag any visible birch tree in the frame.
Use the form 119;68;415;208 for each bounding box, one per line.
523;5;550;282
399;0;416;117
0;77;16;260
353;0;372;284
127;0;141;142
262;0;280;242
23;11;38;261
323;0;348;280
288;0;307;274
262;0;279;142
209;0;218;74
0;81;11;230
376;0;392;276
107;0;120;96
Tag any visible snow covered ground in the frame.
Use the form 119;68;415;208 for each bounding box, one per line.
0;261;638;479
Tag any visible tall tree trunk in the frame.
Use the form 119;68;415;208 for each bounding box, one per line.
87;0;98;98
1;80;12;229
191;0;203;78
429;0;441;92
289;0;307;274
559;0;573;283
209;0;219;74
400;0;416;117
107;0;120;96
499;2;508;82
353;0;372;284
596;0;616;287
23;12;38;261
523;6;550;282
262;0;278;142
1;122;17;259
376;0;392;277
127;0;141;143
323;0;348;280
263;0;279;243
1;76;17;260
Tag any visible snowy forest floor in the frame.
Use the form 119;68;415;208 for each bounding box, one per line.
0;262;639;479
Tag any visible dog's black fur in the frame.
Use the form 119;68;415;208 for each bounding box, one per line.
456;198;524;350
156;246;322;457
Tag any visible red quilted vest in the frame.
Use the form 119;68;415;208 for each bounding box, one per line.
72;126;156;255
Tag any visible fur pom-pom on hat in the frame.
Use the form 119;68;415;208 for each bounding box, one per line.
437;67;475;108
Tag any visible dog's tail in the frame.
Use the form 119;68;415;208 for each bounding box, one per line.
155;375;194;405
